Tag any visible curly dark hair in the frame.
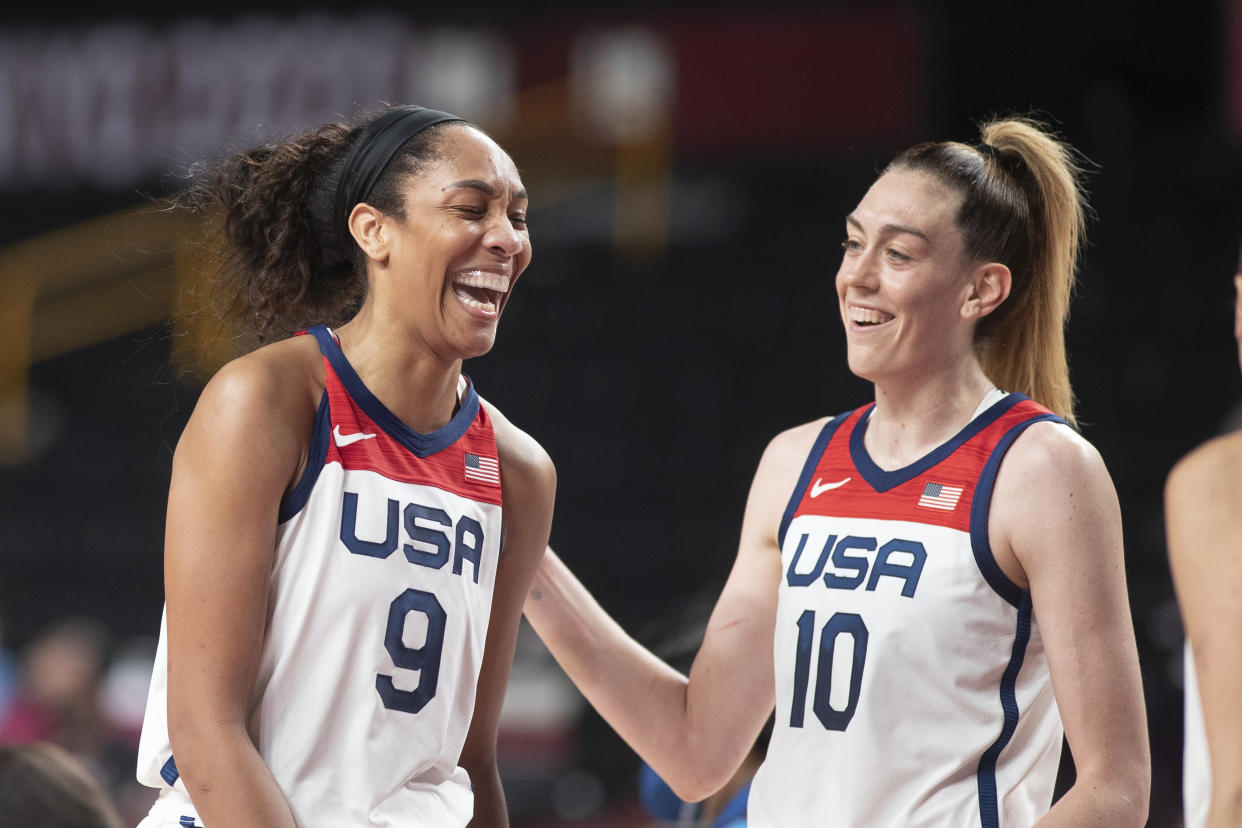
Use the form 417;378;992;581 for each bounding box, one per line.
177;107;468;352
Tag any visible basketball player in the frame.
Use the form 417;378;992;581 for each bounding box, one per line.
1167;250;1242;828
134;105;555;827
525;117;1150;825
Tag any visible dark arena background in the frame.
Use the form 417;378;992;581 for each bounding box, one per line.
1;1;1239;824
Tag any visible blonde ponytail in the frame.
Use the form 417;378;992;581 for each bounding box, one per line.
889;116;1088;426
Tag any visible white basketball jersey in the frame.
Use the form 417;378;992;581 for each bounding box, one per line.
1183;644;1210;828
749;393;1066;828
137;325;503;827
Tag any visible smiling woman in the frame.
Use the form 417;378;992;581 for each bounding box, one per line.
523;115;1150;827
132;105;555;828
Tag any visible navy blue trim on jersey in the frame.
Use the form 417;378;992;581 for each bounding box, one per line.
976;590;1034;828
968;411;1063;608
307;324;480;457
778;412;853;548
849;393;1025;493
160;754;179;785
277;392;331;524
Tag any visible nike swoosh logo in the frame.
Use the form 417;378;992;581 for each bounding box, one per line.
333;425;377;447
810;477;850;497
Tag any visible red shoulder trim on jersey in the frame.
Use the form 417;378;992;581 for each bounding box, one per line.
791;397;1055;532
322;358;503;506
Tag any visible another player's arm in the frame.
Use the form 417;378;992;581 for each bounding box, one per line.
163;349;311;828
459;402;556;828
990;423;1150;827
523;420;819;802
1167;434;1242;828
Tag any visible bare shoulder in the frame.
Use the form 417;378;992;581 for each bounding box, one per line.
477;396;556;497
991;420;1120;583
1167;430;1242;502
736;415;835;537
191;335;323;432
998;419;1111;490
759;416;832;476
1166;431;1242;569
177;335;324;485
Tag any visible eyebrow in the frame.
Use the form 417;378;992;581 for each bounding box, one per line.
845;214;930;243
447;179;528;201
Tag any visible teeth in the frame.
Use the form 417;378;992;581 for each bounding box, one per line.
454;285;497;314
454;270;510;294
850;306;894;325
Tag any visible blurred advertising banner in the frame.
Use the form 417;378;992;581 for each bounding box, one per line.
0;7;923;192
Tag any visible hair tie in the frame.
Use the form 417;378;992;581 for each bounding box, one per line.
974;142;1003;164
334;104;465;246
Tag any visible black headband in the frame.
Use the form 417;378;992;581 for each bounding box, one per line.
334;104;465;245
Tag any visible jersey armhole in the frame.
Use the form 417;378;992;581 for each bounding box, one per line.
968;414;1062;607
277;391;330;523
777;412;852;548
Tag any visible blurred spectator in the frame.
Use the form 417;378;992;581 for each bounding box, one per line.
0;740;125;828
100;637;159;824
0;617;152;822
0;617;110;752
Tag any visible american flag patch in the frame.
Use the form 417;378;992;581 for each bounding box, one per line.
464;452;500;486
917;481;964;511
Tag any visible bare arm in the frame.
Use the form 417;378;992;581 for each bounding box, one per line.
1167;433;1242;828
460;403;556;827
164;348;314;827
523;422;818;801
990;423;1150;826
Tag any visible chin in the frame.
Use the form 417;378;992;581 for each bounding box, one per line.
844;350;879;383
459;333;499;360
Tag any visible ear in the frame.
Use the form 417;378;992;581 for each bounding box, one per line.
961;262;1012;321
348;203;388;264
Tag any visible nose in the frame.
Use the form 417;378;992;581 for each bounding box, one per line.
837;246;878;293
485;217;526;258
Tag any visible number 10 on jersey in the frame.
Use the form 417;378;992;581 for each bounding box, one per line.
789;610;869;731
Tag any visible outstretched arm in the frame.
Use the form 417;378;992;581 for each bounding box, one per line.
523;422;819;801
991;422;1150;827
1167;433;1242;828
460;403;557;827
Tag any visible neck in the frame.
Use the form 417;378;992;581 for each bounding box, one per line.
334;309;462;434
863;358;996;471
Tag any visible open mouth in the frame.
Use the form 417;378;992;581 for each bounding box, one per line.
849;306;895;327
453;270;510;315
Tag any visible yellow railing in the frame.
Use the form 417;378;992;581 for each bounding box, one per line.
0;205;242;463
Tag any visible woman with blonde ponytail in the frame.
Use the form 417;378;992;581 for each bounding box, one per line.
523;116;1149;826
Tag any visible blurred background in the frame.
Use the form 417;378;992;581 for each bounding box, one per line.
0;0;1239;824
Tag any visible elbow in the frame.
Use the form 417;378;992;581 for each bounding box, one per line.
1120;777;1151;826
655;719;754;803
1124;751;1152;825
457;746;499;797
166;704;246;789
659;757;737;805
166;716;212;787
1076;761;1150;826
664;776;713;806
1104;757;1151;827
